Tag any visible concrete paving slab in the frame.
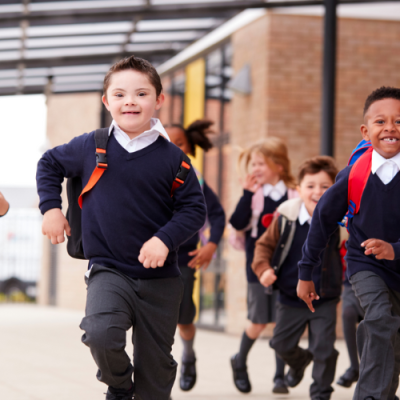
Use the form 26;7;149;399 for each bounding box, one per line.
0;304;394;399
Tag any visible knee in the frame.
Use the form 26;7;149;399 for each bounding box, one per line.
80;315;125;352
247;323;266;338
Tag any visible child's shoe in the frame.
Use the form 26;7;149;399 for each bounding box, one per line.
272;377;289;394
285;350;313;388
230;354;251;393
179;357;197;391
106;384;134;400
336;368;359;388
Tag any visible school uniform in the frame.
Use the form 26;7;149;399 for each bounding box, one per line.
253;199;342;400
299;150;400;400
36;118;207;400
177;180;225;325
230;181;288;323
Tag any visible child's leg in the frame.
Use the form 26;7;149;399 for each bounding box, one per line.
308;299;339;400
80;265;135;391
177;266;197;391
133;275;183;400
350;271;400;400
342;304;360;372
270;301;310;372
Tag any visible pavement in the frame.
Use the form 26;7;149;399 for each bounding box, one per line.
0;304;393;400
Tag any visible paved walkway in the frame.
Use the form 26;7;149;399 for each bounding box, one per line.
0;304;393;399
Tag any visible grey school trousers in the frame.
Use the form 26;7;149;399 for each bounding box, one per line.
270;299;339;400
79;264;183;400
350;270;400;400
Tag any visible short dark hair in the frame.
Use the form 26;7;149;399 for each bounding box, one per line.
103;55;162;97
298;156;338;184
363;86;400;115
165;120;214;157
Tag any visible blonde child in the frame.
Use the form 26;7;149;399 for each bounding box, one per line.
229;138;296;394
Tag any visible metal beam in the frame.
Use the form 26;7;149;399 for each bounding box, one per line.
321;0;337;156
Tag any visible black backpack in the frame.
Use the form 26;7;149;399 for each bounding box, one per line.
65;129;191;260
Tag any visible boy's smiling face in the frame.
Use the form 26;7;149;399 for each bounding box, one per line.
361;98;400;159
102;69;164;139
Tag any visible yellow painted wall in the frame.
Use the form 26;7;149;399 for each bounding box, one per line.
184;58;205;322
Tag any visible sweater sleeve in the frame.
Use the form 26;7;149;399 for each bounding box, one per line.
229;189;253;230
36;134;87;215
203;181;226;245
154;166;207;251
298;167;350;281
252;215;280;279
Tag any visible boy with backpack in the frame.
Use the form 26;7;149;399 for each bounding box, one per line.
298;86;400;400
0;191;9;216
252;156;343;400
36;55;207;400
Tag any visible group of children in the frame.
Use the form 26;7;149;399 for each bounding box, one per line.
35;53;400;400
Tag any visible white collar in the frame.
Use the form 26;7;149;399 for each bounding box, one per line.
298;202;312;225
262;180;287;199
371;149;400;174
108;118;170;142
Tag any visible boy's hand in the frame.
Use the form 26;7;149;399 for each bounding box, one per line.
241;174;261;193
362;239;395;260
139;237;169;269
42;208;71;244
297;280;319;313
259;268;277;287
188;242;217;270
0;191;9;216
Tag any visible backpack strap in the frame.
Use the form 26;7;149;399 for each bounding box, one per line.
78;128;110;208
347;146;373;219
171;152;191;197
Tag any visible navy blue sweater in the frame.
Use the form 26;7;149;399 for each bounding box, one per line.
178;181;225;266
277;221;333;308
36;132;207;279
230;190;288;283
299;166;400;292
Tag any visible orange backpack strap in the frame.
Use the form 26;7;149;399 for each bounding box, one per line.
171;153;191;197
78;128;110;208
347;147;373;217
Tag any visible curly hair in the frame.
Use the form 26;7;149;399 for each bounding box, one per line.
166;120;214;157
239;137;297;189
363;86;400;115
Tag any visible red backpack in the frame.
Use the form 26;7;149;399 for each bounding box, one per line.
341;140;372;227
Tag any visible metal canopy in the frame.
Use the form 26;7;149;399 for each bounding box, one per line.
0;0;393;95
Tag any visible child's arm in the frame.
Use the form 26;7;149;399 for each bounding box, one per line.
297;167;350;311
139;166;207;269
252;215;280;287
229;174;260;230
187;182;225;270
37;135;86;244
0;191;9;216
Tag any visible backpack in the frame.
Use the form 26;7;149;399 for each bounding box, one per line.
340;140;372;228
228;187;298;251
65;129;191;260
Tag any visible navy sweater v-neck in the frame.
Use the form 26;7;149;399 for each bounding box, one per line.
36;132;207;279
230;189;288;283
299;166;400;292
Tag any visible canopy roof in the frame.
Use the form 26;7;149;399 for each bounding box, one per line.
0;0;393;95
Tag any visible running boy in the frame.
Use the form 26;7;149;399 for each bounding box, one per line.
36;56;207;400
298;86;400;400
252;156;342;400
166;120;225;392
0;191;9;216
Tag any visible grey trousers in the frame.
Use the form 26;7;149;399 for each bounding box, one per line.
79;264;184;400
270;300;339;400
350;270;400;400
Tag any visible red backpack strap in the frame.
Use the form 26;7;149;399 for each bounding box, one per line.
171;152;191;197
78;128;110;208
347;147;373;217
